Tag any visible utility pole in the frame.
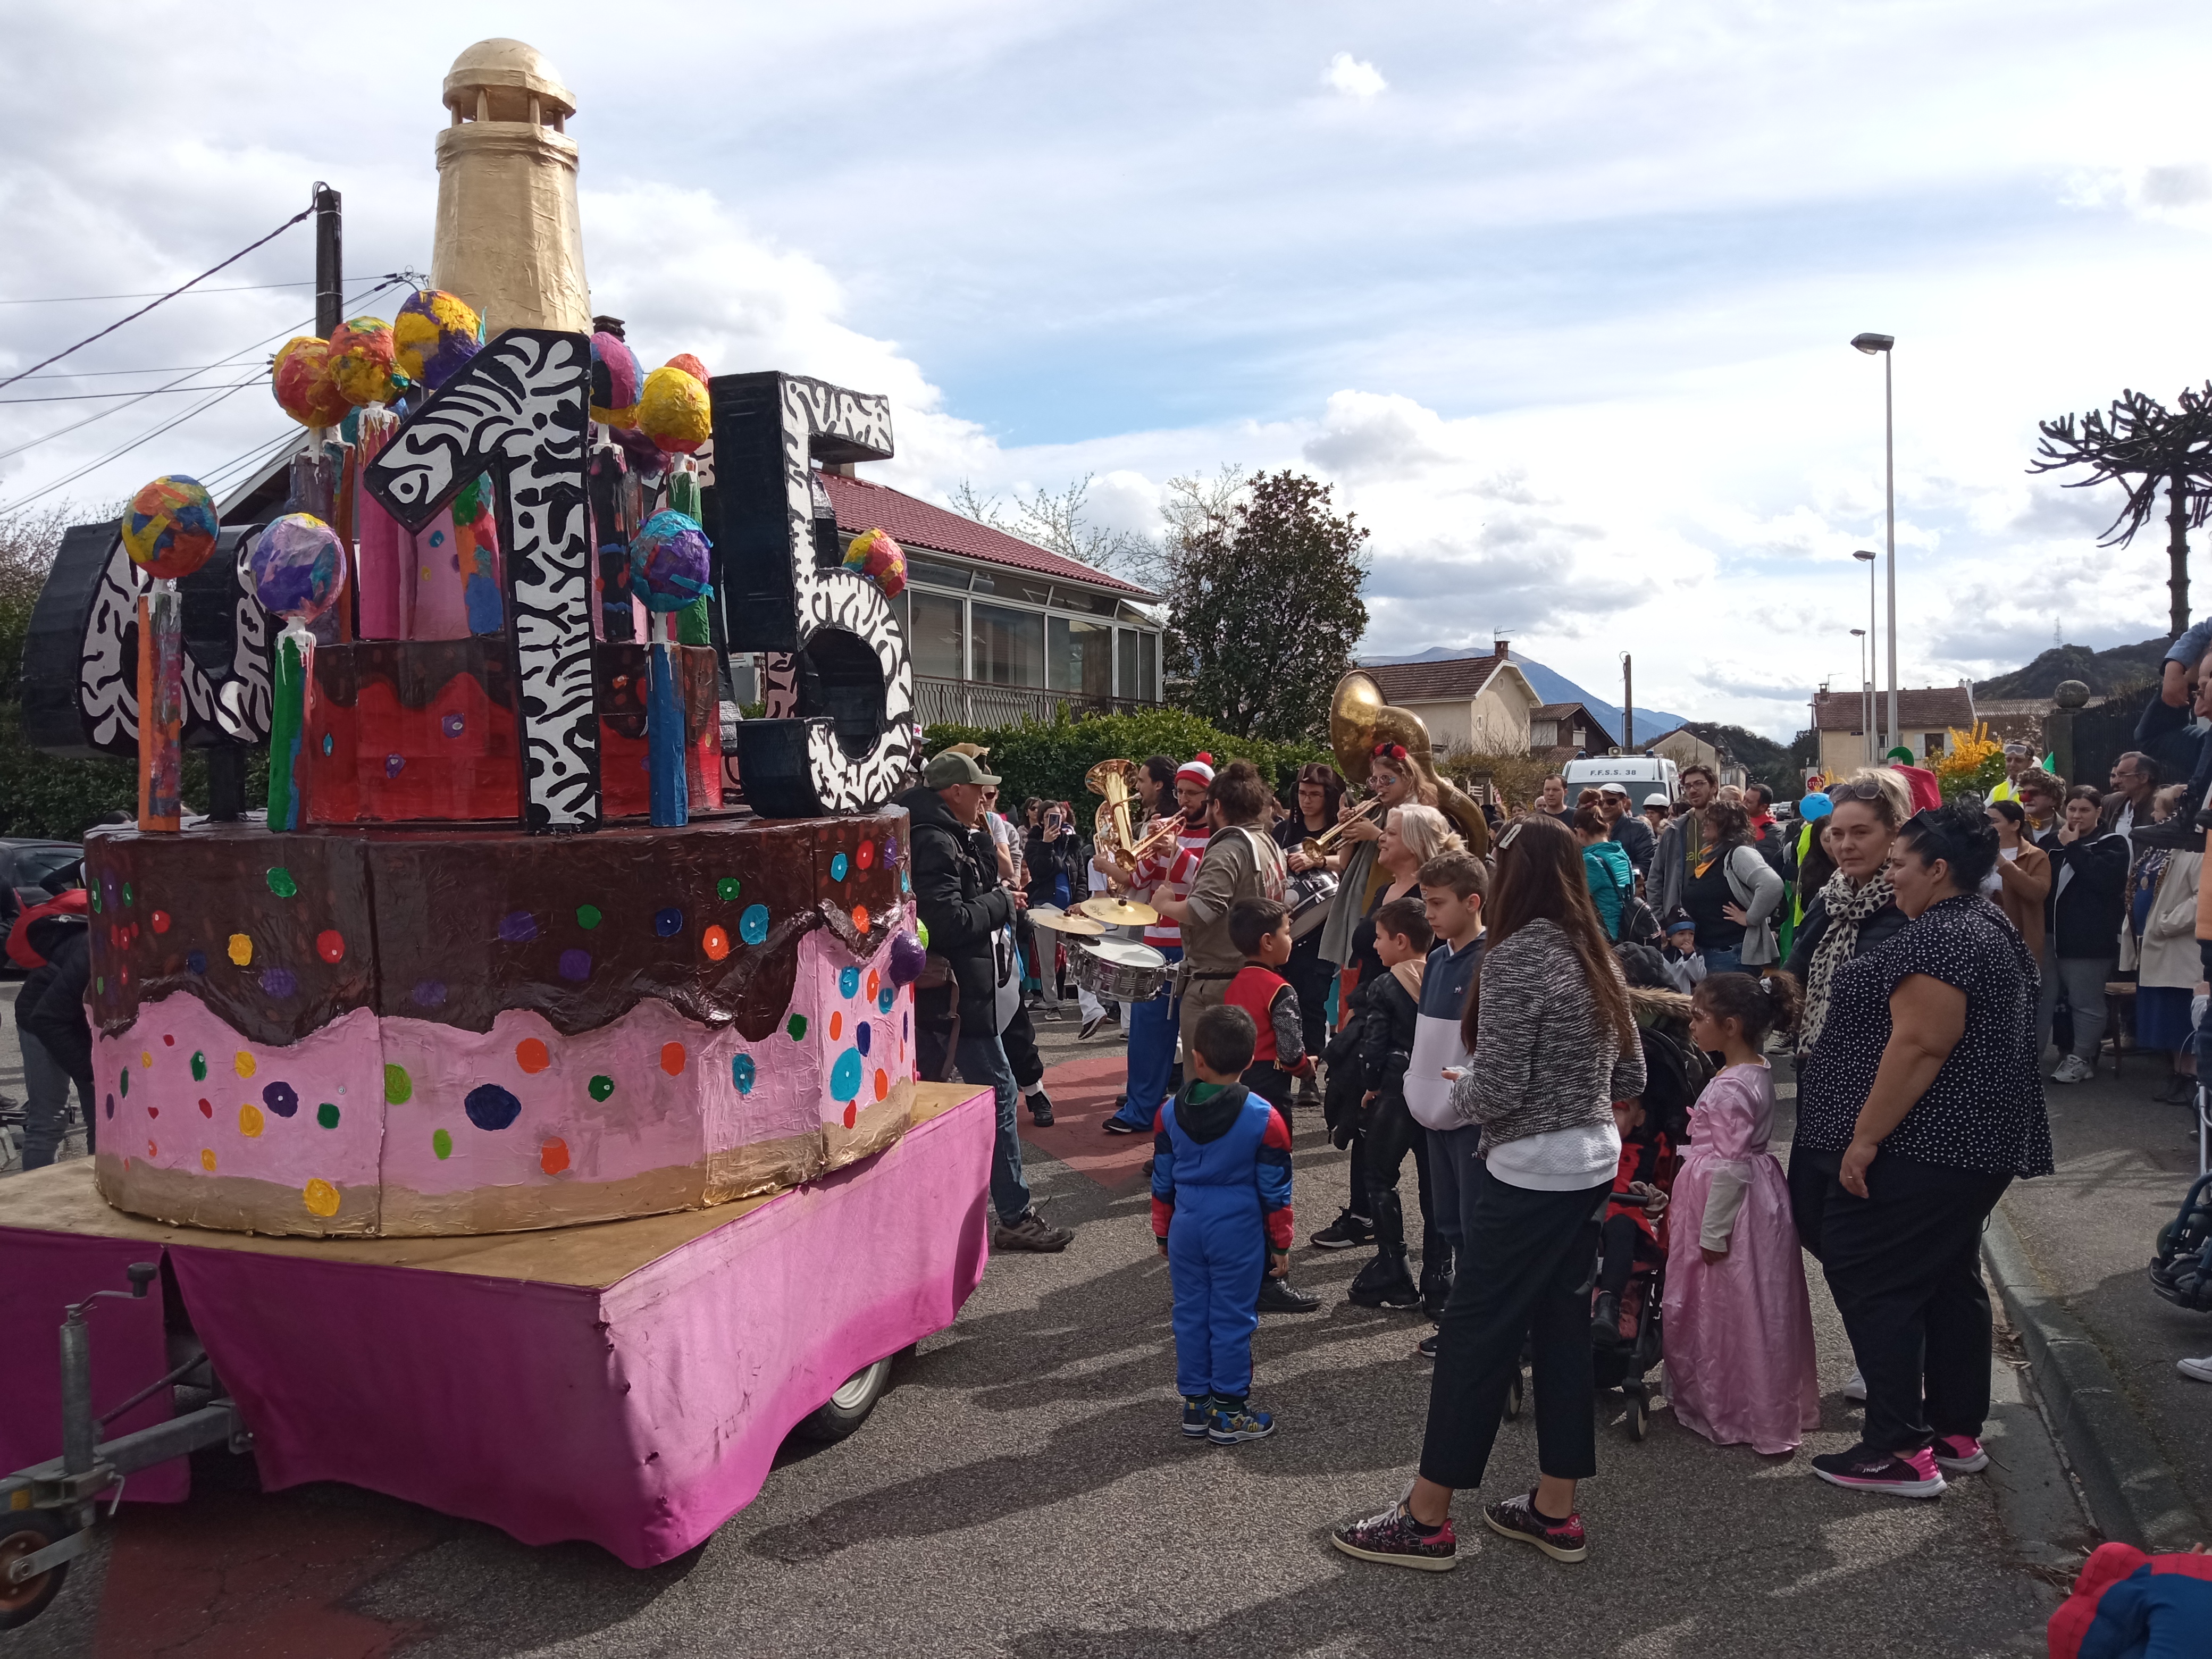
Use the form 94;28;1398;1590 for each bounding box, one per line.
2171;471;2191;639
1621;653;1635;751
314;183;343;337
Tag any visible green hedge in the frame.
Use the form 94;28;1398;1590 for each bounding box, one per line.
0;702;270;841
920;707;1329;820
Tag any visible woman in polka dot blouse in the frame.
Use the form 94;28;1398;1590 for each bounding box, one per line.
1794;802;2053;1499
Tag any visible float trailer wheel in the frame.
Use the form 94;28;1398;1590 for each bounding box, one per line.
0;1509;73;1630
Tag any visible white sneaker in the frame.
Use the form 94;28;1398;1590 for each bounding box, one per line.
1842;1367;1869;1402
2179;1355;2212;1384
2049;1055;2094;1085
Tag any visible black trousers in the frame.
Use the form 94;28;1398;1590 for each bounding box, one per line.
1798;1146;2012;1453
1282;942;1335;1077
1362;1095;1440;1261
1001;1004;1045;1094
1420;1160;1608;1490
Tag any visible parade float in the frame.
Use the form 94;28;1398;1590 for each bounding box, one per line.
0;40;991;1620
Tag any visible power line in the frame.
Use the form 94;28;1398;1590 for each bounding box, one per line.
0;200;319;392
0;380;258;405
0;273;410;508
0;281;321;306
0;274;408;465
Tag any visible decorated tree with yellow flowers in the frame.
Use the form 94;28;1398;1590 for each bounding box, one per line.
1931;722;2007;801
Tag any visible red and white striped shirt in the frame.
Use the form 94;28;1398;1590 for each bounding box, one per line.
1131;817;1211;950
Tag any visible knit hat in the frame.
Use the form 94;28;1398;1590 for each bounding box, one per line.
1176;752;1216;789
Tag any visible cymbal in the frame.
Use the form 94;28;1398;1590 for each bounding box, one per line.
1079;896;1159;927
1030;906;1108;936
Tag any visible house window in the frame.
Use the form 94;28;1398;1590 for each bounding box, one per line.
906;557;970;592
1139;629;1158;700
1118;628;1139;701
1049;617;1113;697
1923;732;1945;757
971;601;1044;686
908;591;965;680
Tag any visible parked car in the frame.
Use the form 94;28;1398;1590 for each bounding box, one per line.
0;839;86;963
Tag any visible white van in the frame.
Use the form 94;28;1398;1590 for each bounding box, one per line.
1559;753;1678;809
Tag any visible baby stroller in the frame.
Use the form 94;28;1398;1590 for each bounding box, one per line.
2150;1172;2212;1312
1495;1187;1669;1442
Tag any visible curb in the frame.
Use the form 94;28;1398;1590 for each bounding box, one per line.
1982;1200;2209;1552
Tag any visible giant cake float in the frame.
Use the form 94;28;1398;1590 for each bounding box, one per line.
26;40;931;1237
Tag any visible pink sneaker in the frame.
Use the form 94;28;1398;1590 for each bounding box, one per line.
1932;1434;1989;1473
1811;1442;1947;1497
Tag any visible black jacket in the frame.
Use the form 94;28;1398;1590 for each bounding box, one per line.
1023;825;1084;909
1610;814;1654;875
1782;891;1909;980
899;786;1013;1032
1355;967;1420;1113
2038;826;2130;960
20;926;93;1090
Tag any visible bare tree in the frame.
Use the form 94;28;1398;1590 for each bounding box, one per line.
949;474;1161;589
2030;384;2212;639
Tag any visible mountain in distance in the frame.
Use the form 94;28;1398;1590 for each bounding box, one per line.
1973;637;2169;700
1359;646;1689;746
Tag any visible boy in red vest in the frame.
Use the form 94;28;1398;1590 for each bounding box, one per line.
1225;896;1309;1122
1224;896;1320;1314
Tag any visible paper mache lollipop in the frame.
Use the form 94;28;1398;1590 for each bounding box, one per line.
271;336;350;429
636;364;711;454
123;475;221;831
392;289;484;391
629;511;713;827
250;514;348;831
841;526;908;598
664;353;710;389
327;316;410;407
590;331;642;428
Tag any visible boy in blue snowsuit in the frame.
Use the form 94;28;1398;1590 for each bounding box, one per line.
1152;1003;1295;1445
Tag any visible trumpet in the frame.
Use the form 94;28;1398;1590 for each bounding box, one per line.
1126;809;1188;864
1301;793;1385;861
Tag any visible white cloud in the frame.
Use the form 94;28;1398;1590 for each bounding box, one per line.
1322;52;1387;99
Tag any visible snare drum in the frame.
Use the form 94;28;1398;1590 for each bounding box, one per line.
1286;867;1338;940
1071;937;1172;1002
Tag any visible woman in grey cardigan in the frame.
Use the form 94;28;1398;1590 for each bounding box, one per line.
1334;816;1644;1572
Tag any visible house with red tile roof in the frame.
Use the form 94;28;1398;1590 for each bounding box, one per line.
815;473;1164;728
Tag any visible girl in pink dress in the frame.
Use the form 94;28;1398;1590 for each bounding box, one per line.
1663;973;1821;1454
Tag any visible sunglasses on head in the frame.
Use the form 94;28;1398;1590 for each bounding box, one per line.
1827;780;1886;802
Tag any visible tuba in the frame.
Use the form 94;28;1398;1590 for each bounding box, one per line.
1326;671;1493;858
1086;758;1141;864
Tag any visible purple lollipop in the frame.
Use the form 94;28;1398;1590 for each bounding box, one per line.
627;511;712;613
249;513;347;621
887;930;927;987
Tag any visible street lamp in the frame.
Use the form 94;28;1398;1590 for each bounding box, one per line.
1853;549;1879;763
1851;332;1897;753
1850;627;1871;768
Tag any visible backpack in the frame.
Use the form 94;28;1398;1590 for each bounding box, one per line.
1636;1021;1710;1146
1322;1012;1370;1149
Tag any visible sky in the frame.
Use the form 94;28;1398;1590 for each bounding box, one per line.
4;0;2211;738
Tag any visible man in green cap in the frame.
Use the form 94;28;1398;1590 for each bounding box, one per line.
899;749;1073;1252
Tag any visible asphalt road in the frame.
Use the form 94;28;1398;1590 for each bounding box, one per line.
7;1006;2069;1658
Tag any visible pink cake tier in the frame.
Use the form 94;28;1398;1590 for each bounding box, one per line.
79;811;917;1237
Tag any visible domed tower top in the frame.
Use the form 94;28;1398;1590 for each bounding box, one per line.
442;39;577;130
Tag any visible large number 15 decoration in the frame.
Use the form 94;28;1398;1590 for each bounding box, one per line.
709;372;916;818
364;330;602;832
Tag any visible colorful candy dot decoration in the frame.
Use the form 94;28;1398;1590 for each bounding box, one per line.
431;1127;453;1160
190;1050;208;1081
841;527;908;599
271;336;350;429
498;910;539;943
839;966;861;998
303;1178;341;1218
831;1049;864;1102
855;1021;873;1056
588;1074;616;1102
702;925;731;961
200;1149;217;1171
660;1042;688;1076
327;316;410;406
317;930;345;962
152;910;171;933
263;1082;299;1118
636;364;711;454
239;1103;265;1138
234;1050;257;1079
249;514;348;622
541;1138;571;1176
316;1102;340;1129
392;289;483;391
266;867;297;898
383;1063;413;1104
589;330;642;427
716;877;741;901
121;476;220;581
739;904;769;946
261;968;297;998
558;949;592;981
628;512;713;611
831;852;850;882
732;1055;756;1094
653;907;683;937
516;1038;551;1074
786;1013;808;1040
465;1084;522;1130
576;904;602;929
